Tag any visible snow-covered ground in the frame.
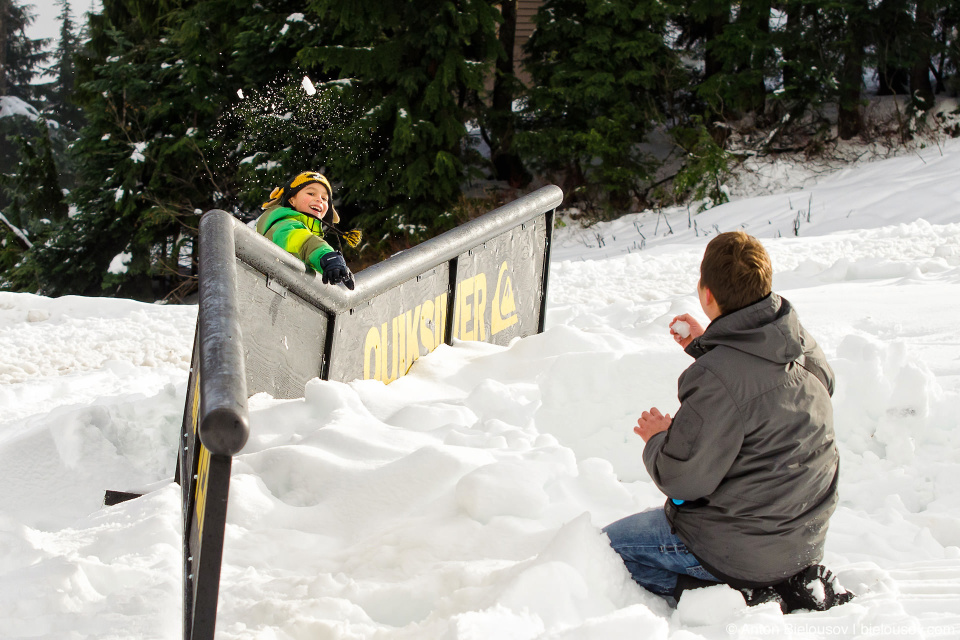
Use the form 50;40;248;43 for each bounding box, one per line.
2;139;960;639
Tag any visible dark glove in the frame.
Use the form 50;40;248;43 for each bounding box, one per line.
319;251;355;290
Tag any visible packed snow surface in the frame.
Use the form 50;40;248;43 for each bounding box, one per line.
3;140;960;638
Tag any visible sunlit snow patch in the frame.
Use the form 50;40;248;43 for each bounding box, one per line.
130;142;147;163
108;251;132;274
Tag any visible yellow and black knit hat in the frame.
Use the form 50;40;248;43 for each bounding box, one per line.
262;171;339;223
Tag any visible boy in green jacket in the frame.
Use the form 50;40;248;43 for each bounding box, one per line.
256;171;355;289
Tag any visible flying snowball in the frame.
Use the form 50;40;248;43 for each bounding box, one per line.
302;76;317;96
671;320;691;338
236;88;244;99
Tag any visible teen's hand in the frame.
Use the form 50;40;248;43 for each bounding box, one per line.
320;251;351;287
634;407;672;443
670;314;705;349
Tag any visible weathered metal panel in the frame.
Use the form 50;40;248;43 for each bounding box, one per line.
450;214;547;346
234;259;329;398
325;214;548;383
328;262;450;384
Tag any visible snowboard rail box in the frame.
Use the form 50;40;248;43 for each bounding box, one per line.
178;184;562;640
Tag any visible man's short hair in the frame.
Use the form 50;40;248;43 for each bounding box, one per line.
700;231;773;313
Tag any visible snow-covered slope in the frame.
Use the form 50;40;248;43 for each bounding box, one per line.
2;140;960;639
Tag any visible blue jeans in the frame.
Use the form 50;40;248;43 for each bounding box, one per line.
603;508;719;597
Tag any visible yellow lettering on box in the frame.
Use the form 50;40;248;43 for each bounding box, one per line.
380;322;396;384
492;261;519;335
363;326;381;381
357;289;462;383
405;306;421;372
475;273;487;342
398;314;407;376
195;444;210;541
190;372;201;433
420;299;436;352
458;277;474;341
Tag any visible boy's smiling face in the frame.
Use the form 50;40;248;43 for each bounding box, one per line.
289;183;330;219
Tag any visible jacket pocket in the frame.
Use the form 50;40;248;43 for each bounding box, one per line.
665;406;705;462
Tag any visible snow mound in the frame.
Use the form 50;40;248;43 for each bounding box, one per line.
2;143;960;637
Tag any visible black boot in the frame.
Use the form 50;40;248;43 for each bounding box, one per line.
775;564;855;612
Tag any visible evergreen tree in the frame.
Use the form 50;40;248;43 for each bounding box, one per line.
1;0;51;214
0;118;68;290
937;1;960;96
911;1;936;109
296;0;501;242
46;0;84;128
671;0;730;116
218;0;342;215
670;1;782;124
873;0;914;95
482;0;529;187
0;0;48;99
517;0;683;212
837;0;870;139
772;0;851;133
1;119;68;225
11;0;245;299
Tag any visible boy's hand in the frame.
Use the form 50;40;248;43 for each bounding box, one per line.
635;407;672;443
320;251;353;288
670;314;704;349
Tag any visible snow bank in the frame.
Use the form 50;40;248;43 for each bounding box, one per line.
1;145;960;638
552;136;960;261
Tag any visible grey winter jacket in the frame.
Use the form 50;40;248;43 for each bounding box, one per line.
643;293;839;586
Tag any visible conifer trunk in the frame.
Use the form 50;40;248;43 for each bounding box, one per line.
0;0;9;95
910;1;935;109
703;10;728;82
490;0;527;186
782;0;801;89
838;0;867;140
741;0;771;117
492;0;516;116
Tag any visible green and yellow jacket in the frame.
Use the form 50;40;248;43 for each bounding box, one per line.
256;206;335;272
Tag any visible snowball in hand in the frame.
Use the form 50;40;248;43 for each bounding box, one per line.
671;320;691;338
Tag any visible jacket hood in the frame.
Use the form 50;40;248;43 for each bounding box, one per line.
686;293;804;364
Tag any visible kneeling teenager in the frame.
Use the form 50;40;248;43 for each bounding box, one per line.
604;231;853;612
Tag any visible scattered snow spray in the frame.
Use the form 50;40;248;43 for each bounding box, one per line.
211;75;367;182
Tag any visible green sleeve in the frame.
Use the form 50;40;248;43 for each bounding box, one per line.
260;214;335;272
